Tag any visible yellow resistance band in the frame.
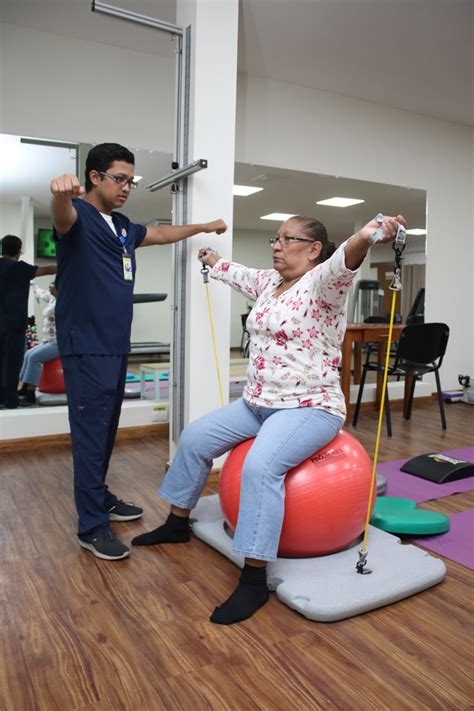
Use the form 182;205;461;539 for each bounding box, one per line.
358;288;398;564
204;279;225;408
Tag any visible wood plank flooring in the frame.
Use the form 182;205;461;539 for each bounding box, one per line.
1;400;473;710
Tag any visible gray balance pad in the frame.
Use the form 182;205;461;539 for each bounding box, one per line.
191;495;446;622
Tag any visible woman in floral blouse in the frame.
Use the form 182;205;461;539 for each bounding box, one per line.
134;213;407;624
18;282;59;407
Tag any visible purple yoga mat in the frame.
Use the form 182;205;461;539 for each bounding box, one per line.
410;509;474;570
377;447;474;503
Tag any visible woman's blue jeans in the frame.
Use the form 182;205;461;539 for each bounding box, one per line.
159;398;343;561
20;341;59;386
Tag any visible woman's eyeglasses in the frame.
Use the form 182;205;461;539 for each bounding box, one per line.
268;235;314;247
99;171;138;189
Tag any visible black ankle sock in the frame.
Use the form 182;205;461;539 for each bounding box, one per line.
210;564;269;625
131;512;191;546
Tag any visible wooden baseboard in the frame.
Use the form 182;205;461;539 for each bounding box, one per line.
0;423;169;453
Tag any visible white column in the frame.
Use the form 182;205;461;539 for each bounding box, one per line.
176;0;238;432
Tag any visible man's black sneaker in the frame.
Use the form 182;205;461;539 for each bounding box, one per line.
108;500;143;521
18;397;35;408
78;530;130;560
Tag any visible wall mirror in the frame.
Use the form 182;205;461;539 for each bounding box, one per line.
0;132;175;420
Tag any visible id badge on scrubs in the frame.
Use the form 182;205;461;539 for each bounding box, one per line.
122;255;133;281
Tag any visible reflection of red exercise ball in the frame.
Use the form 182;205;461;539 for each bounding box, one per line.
38;357;66;394
219;430;374;558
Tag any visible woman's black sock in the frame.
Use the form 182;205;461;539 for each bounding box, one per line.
210;564;269;625
131;512;191;546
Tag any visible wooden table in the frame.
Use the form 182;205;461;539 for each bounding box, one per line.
341;323;405;420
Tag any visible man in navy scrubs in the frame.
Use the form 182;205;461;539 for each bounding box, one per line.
0;235;56;409
51;143;227;561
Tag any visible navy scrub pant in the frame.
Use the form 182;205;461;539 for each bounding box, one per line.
61;354;128;541
0;327;26;407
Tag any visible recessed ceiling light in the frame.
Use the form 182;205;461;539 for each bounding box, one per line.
406;228;426;235
233;184;264;196
260;212;297;221
316;197;365;208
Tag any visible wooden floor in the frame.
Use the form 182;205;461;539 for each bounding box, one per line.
1;400;473;710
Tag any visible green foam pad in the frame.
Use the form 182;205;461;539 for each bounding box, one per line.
371;497;450;535
373;497;416;512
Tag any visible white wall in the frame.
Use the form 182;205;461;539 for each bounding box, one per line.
0;202;31;243
0;22;175;151
235;75;474;389
368;241;426;265
133;244;172;344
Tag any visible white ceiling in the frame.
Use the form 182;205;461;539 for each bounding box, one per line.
1;0;472;126
238;0;473;127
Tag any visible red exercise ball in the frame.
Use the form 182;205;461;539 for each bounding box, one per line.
219;430;374;558
38;357;66;394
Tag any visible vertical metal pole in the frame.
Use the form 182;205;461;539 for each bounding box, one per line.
171;24;191;443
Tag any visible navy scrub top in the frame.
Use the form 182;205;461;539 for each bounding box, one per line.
0;258;38;330
55;198;147;356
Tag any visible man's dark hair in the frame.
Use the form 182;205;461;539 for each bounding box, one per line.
85;143;135;191
1;234;22;257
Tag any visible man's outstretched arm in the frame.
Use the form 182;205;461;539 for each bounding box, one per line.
140;219;227;247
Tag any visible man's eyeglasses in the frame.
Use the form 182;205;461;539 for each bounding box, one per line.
99;171;138;189
268;235;314;247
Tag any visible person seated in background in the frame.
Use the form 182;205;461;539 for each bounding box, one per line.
18;281;58;407
0;235;56;409
133;212;407;625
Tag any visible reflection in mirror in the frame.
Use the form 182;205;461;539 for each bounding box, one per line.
0;1;180;436
0;132;175;417
228;162;427;403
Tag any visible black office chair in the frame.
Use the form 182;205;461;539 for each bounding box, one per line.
352;322;449;437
